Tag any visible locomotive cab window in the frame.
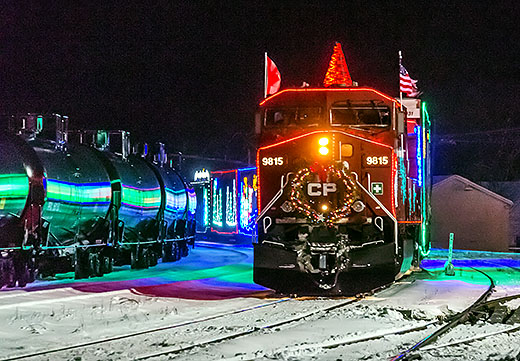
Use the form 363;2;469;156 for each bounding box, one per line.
331;101;390;128
265;107;322;128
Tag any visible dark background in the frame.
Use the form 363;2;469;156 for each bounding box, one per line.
1;1;519;179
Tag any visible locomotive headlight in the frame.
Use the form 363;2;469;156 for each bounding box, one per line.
318;137;330;156
319;146;329;155
318;137;329;146
321;204;329;212
352;200;365;213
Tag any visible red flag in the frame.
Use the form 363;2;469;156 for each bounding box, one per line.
265;55;281;97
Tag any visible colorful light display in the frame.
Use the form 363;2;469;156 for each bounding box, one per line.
46;179;111;205
238;169;258;236
202;185;209;226
225;179;237;227
165;187;187;216
121;184;161;210
260;88;402;107
212;178;223;227
323;42;353;87
419;102;431;257
0;173;29;217
414;125;423;187
207;168;258;236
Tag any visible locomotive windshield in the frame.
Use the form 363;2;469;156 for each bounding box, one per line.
331;101;390;127
265;107;322;128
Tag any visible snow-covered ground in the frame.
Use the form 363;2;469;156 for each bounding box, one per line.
0;244;519;360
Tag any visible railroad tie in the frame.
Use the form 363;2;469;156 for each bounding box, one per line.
489;305;509;324
506;307;520;325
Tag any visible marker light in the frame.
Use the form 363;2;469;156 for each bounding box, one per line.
352;200;365;213
318;137;329;146
319;147;329;155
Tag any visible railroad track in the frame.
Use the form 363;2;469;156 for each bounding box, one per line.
390;267;496;360
208;266;518;361
0;244;262;361
134;280;401;360
0;297;291;361
2;281;396;361
136;296;362;360
391;264;520;361
8;251;514;360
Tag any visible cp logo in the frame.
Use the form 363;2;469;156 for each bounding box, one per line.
307;182;337;196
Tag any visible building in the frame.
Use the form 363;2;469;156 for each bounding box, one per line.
479;181;520;251
432;175;513;252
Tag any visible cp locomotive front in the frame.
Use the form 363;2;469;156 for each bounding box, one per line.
254;87;431;295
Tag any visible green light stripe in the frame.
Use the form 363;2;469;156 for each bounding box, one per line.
46;180;111;204
121;185;161;208
0;174;29;216
0;174;29;197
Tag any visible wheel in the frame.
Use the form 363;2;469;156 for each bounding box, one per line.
149;250;158;267
16;264;30;287
181;242;189;258
75;248;84;279
99;255;112;275
6;258;16;288
13;256;29;287
89;253;101;277
0;261;7;289
130;246;139;269
162;243;172;262
141;249;149;269
173;243;179;261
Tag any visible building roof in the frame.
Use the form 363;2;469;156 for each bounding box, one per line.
434;174;514;206
479;181;520;208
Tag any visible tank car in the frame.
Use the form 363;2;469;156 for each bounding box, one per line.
0;114;195;287
253;85;431;295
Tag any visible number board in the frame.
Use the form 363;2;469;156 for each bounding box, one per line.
261;156;285;167
363;155;390;167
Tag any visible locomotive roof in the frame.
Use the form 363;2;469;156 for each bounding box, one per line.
259;87;401;109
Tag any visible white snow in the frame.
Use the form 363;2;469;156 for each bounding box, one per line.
0;246;519;360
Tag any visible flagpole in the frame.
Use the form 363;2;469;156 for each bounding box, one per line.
264;52;267;99
399;50;403;105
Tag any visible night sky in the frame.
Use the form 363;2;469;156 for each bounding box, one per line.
1;1;519;178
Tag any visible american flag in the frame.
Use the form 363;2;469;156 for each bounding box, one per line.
400;64;420;97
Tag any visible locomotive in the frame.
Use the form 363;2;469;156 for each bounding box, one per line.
253;68;431;295
0;114;196;288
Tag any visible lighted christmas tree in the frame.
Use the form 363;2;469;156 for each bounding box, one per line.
323;42;353;87
225;179;237;227
212;179;223;227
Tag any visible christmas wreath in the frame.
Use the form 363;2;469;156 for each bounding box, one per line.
289;164;360;224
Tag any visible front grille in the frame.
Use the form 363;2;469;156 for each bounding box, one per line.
309;242;336;253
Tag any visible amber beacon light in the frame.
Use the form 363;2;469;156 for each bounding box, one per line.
318;137;330;155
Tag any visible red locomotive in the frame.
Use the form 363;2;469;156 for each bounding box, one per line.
253;48;431;295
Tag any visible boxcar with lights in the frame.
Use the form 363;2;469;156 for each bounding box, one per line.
194;167;258;245
253;88;431;295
